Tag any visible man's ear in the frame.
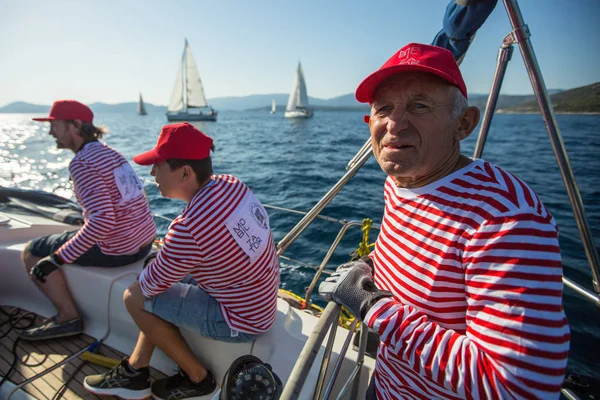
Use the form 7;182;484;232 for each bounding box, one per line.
181;165;193;180
71;119;83;136
455;106;480;141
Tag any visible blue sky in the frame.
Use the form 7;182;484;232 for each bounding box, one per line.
1;0;599;106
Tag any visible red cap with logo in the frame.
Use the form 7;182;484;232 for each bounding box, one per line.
133;122;213;166
32;100;94;123
355;43;467;103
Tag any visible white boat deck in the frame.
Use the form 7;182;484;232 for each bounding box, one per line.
0;308;166;400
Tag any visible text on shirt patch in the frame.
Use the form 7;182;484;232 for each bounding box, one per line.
225;191;270;262
113;163;144;205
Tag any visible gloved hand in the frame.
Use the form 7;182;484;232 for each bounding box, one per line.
318;260;393;321
30;254;63;283
143;251;158;269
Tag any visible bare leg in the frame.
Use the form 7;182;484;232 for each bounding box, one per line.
22;243;80;322
128;331;156;370
124;281;207;382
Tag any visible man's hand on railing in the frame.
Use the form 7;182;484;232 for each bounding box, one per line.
318;260;393;321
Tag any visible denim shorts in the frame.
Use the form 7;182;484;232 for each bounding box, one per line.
144;275;258;343
29;230;152;267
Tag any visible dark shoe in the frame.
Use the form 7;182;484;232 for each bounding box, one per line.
18;316;83;341
84;358;151;399
151;369;217;400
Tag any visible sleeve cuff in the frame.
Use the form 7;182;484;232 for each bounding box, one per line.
365;297;396;327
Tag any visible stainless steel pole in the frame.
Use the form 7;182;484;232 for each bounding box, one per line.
503;0;600;293
473;39;514;158
281;302;341;400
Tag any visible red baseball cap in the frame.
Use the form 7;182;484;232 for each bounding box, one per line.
32;100;94;123
355;43;467;103
133;122;214;166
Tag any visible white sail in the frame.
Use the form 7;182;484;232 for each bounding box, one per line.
166;39;217;121
137;93;147;115
185;44;208;108
297;63;309;108
286;62;309;112
167;58;184;112
271;99;276;113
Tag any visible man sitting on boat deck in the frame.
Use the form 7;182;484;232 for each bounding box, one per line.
22;100;156;340
319;43;570;400
83;122;280;400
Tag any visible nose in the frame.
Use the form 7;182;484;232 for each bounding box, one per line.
386;107;409;136
150;165;156;176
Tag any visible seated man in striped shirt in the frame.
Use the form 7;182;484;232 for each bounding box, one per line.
23;100;156;341
84;122;280;400
319;43;570;399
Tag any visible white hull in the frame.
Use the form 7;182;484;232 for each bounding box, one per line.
0;191;373;399
285;110;313;119
166;111;217;122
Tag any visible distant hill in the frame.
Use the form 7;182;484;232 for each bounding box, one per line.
0;95;358;113
208;94;329;110
4;87;594;114
0;101;51;113
88;102;166;114
498;82;600;113
0;101;167;114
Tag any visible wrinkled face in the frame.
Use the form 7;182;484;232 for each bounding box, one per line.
49;120;77;150
369;72;461;187
150;161;181;199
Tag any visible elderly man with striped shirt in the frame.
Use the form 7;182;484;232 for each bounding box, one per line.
23;100;156;341
83;122;280;400
319;43;570;399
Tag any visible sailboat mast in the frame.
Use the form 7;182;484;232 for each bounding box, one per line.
182;39;188;113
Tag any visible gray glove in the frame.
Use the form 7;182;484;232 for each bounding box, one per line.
318;260;393;321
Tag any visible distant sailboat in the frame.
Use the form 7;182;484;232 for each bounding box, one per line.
166;39;217;122
285;62;313;119
270;99;276;114
137;93;147;116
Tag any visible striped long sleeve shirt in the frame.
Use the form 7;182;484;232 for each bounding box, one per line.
139;175;280;334
56;141;156;263
366;159;570;400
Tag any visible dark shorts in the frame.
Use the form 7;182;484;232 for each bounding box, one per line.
29;230;152;267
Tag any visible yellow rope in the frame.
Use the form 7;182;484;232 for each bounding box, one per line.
356;218;373;257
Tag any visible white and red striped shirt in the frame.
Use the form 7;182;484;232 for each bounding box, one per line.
139;175;280;334
366;159;570;400
56;141;156;264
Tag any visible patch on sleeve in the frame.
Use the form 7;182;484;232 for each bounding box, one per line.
113;163;144;205
225;191;270;262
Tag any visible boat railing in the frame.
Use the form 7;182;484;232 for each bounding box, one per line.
474;0;600;307
299;219;380;309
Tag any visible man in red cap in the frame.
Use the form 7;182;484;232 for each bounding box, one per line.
84;122;280;400
22;100;156;340
319;43;570;399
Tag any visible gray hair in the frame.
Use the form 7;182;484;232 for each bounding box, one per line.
450;87;468;119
